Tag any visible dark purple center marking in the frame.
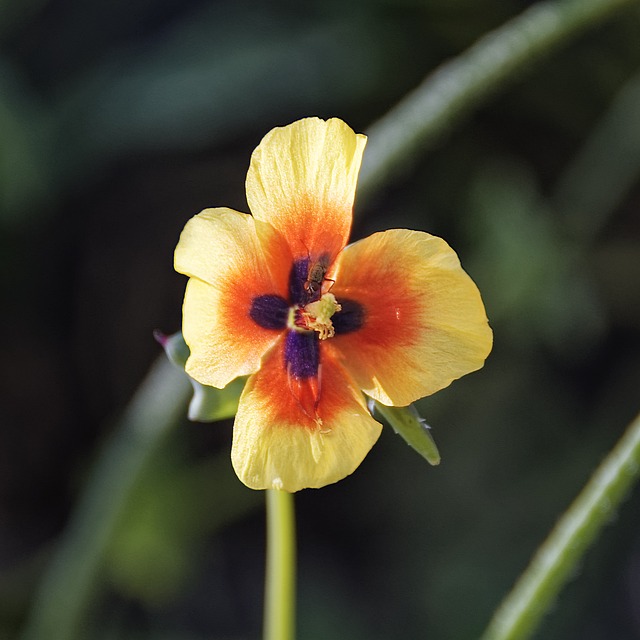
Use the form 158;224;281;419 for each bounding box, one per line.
333;298;365;335
250;259;364;379
249;295;289;330
288;258;310;306
289;254;331;305
285;330;319;379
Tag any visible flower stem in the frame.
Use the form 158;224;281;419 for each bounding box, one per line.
480;411;640;640
264;489;296;640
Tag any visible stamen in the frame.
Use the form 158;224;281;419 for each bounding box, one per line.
288;293;341;340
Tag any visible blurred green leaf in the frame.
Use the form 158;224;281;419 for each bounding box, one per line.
0;59;52;226
0;0;50;39
555;70;640;240
467;159;606;359
106;443;260;604
57;4;385;158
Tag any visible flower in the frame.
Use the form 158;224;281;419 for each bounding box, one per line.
175;117;492;492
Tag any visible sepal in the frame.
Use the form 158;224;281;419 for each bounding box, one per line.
188;376;245;422
154;330;189;368
372;401;441;466
155;331;244;422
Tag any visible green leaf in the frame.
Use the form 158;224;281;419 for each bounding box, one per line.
373;402;441;466
156;330;244;422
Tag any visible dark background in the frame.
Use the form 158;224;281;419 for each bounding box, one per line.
2;0;640;638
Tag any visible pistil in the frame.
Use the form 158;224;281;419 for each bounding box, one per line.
288;293;342;340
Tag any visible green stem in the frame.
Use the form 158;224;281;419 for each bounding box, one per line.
264;489;296;640
359;0;639;199
480;412;640;640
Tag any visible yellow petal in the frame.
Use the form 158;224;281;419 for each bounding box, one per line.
231;337;382;491
331;229;493;406
175;208;292;388
245;117;367;261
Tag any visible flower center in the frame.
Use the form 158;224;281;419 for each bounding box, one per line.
288;293;342;340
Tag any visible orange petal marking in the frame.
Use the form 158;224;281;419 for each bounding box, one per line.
331;229;492;405
245;118;366;262
175;208;293;388
231;336;382;491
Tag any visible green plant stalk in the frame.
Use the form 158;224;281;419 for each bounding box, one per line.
20;358;192;640
359;0;639;199
264;489;296;640
480;411;640;640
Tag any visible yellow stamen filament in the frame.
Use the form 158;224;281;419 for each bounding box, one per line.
287;293;341;340
302;293;341;340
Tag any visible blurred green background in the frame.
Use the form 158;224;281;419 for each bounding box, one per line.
2;0;640;638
